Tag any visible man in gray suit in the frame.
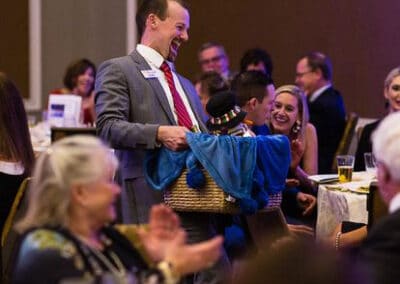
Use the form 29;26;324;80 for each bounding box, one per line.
96;0;207;224
95;0;228;282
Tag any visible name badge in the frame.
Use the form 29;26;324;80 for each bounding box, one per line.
141;69;158;79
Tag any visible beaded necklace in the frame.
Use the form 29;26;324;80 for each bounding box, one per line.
76;234;129;284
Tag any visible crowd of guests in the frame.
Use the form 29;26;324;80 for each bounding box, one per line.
2;0;400;283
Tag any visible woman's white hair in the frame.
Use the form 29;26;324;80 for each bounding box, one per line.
372;112;400;182
17;135;118;232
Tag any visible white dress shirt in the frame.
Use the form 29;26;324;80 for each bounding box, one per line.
136;44;199;129
309;84;332;103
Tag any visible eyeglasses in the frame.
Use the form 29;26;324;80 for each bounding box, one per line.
200;55;224;66
295;70;313;78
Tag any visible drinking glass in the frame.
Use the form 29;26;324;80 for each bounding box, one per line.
336;155;355;183
364;152;377;175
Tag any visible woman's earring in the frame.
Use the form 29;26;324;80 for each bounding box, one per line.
292;120;301;134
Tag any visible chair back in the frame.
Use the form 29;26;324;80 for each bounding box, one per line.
367;182;388;229
245;207;289;250
331;112;359;172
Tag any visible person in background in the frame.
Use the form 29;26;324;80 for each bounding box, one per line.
239;48;274;79
195;71;229;115
0;72;34;237
270;85;318;225
51;58;96;125
0;72;35;282
198;42;236;82
295;52;346;174
13;135;223;284
358;111;400;284
354;66;400;171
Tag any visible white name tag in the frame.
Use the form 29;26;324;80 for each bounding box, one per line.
141;69;158;79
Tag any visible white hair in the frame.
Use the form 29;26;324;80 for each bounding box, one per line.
17;135;118;232
372;112;400;182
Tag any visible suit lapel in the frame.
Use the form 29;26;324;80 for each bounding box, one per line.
130;51;175;125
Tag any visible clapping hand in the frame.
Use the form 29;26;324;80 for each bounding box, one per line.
137;205;223;276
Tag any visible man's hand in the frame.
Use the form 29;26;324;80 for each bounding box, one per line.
137;204;182;262
157;125;190;151
296;192;316;216
137;205;223;277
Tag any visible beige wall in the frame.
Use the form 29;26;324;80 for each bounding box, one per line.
0;0;29;98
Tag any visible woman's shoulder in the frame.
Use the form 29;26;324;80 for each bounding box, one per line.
304;123;317;140
14;228;86;283
19;228;78;257
305;122;317;132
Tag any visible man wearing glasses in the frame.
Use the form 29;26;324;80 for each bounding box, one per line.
295;52;346;174
198;42;236;82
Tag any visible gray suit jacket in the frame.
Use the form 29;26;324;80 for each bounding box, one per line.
95;50;207;180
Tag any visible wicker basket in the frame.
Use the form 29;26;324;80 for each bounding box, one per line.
165;168;283;214
165;168;240;214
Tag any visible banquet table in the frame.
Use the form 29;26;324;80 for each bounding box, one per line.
315;172;375;239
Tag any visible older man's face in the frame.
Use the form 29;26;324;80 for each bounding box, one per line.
199;46;229;76
295;57;318;96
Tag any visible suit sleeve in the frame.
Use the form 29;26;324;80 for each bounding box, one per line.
95;59;160;150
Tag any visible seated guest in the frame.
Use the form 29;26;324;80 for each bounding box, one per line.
354;66;400;171
0;72;34;236
239;48;274;78
50;58;96;125
295;52;346;174
197;42;235;82
195;71;229;115
358;111;400;284
327;67;400;252
231;70;275;135
13;135;223;284
270;85;318;223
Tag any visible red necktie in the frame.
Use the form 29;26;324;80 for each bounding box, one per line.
160;61;193;129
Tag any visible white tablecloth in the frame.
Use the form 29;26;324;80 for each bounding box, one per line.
316;172;374;239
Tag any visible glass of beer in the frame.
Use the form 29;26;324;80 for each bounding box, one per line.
337;155;354;183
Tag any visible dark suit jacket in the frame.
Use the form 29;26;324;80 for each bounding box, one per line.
308;86;346;173
359;208;400;284
354;119;381;171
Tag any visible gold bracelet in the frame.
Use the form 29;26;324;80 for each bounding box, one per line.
157;260;180;284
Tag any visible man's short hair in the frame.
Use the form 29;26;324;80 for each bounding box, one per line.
198;42;227;57
136;0;187;40
240;48;273;76
231;71;273;107
303;52;333;81
372;111;400;182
